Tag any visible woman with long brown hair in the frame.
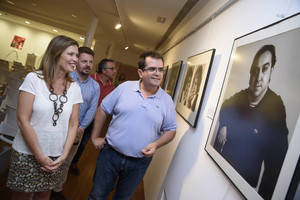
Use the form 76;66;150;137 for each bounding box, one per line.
7;35;83;200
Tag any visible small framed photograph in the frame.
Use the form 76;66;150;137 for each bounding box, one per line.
164;60;183;99
161;65;169;89
10;35;26;50
176;49;215;127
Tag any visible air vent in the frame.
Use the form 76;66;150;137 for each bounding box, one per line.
157;16;166;24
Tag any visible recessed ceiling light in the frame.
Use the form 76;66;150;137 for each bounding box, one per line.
6;0;15;5
71;14;77;18
80;36;85;40
25;21;30;24
0;13;2;16
156;16;166;24
115;23;121;30
124;46;129;50
53;29;58;32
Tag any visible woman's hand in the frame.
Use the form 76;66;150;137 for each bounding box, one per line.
37;154;65;172
48;156;65;171
38;155;55;172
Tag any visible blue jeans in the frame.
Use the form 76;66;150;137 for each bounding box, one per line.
89;143;152;200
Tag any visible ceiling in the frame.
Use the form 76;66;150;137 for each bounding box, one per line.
0;0;202;53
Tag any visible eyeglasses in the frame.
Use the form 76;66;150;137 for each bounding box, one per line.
143;67;164;73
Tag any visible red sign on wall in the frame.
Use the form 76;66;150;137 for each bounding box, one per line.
10;35;26;50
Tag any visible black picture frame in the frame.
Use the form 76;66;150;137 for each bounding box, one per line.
176;49;215;127
205;13;300;200
164;60;183;99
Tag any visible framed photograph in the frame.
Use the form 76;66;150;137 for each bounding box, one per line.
164;60;183;99
161;65;169;89
176;49;215;127
10;35;25;50
205;13;300;200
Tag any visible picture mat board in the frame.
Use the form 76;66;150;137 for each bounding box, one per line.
176;49;215;127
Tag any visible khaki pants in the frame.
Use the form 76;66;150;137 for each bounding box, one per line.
53;136;82;192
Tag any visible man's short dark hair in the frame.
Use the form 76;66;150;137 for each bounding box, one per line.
250;45;276;73
97;58;115;74
79;47;95;57
138;51;164;70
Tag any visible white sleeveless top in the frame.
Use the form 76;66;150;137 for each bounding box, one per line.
12;72;83;156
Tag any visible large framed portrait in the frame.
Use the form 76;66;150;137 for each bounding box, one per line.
176;49;215;127
205;13;300;200
164;60;183;99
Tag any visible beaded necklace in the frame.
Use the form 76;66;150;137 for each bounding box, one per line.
49;83;68;126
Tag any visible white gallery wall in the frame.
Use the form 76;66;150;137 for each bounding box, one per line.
0;17;139;69
0;18;58;68
144;0;300;200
